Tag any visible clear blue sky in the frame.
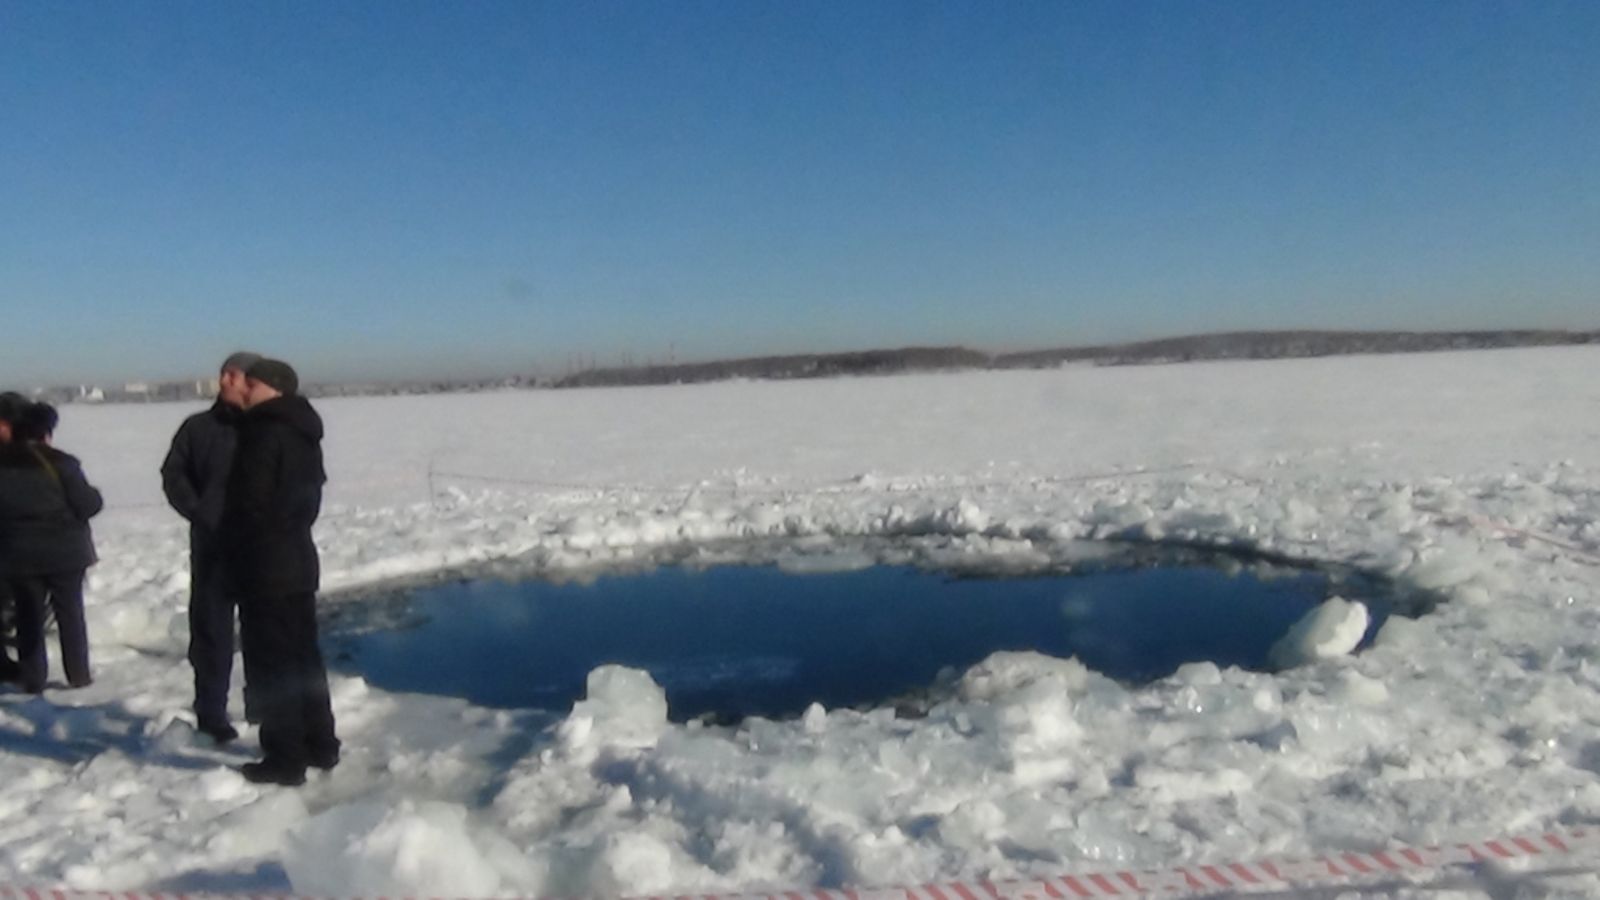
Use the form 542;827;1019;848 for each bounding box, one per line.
3;1;1597;385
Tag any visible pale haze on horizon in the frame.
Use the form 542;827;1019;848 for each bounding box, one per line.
2;1;1597;387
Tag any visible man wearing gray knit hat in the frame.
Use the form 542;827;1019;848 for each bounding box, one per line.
244;358;298;397
160;352;262;743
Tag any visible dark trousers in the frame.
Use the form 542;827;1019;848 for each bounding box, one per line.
239;590;338;768
6;571;91;692
188;550;245;723
0;581;19;681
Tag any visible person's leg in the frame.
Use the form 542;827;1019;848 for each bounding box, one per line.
8;576;51;692
237;578;265;725
289;591;340;767
239;594;308;779
239;580;259;724
0;580;19;682
187;552;237;729
45;571;90;687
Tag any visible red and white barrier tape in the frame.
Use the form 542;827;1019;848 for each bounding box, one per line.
1457;514;1600;566
3;827;1600;900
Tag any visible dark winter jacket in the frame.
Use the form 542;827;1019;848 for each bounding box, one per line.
220;396;327;596
0;442;103;575
160;401;244;554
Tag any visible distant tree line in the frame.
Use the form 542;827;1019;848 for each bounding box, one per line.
554;329;1600;389
554;347;991;388
992;328;1600;368
19;329;1599;403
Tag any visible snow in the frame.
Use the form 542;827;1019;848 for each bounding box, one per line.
4;346;1600;896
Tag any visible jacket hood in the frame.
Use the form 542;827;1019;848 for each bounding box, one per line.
249;395;324;442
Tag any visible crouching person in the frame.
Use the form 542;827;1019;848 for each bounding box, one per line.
0;402;103;693
222;359;339;786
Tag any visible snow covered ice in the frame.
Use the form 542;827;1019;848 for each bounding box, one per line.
4;346;1600;897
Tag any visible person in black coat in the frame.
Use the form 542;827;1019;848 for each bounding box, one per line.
0;402;103;693
222;359;339;786
0;391;33;683
161;351;261;742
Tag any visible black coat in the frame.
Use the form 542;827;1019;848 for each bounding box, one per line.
160;401;243;553
0;442;103;575
220;396;327;596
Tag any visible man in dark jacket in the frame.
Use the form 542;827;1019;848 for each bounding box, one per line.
161;351;260;743
0;391;23;443
222;358;339;786
0;402;103;692
0;392;33;683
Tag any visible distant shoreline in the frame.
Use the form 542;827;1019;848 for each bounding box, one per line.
22;328;1599;404
551;328;1599;389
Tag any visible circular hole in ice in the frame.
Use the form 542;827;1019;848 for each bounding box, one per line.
322;538;1423;723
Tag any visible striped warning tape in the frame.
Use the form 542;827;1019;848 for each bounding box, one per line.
758;829;1600;899
2;828;1598;900
1458;513;1600;567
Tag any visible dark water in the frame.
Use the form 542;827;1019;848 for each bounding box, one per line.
326;563;1389;721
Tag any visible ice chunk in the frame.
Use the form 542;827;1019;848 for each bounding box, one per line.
1268;596;1370;669
937;498;989;533
1170;661;1224;686
801;702;828;734
559;665;669;753
151;717;199;754
958;652;1104;766
958;651;1099;702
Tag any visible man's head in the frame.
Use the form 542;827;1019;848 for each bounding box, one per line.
243;358;298;409
218;351;263;409
16;402;58;444
0;391;28;443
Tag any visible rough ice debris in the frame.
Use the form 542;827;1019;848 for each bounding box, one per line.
283;800;530;897
574;830;685;897
1268;596;1370;669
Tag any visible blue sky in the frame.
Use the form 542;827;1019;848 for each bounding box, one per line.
3;1;1597;385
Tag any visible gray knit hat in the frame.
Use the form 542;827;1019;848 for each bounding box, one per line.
246;358;299;396
221;351;263;374
0;391;27;424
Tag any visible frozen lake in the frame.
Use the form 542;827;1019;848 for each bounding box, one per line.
4;348;1598;897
